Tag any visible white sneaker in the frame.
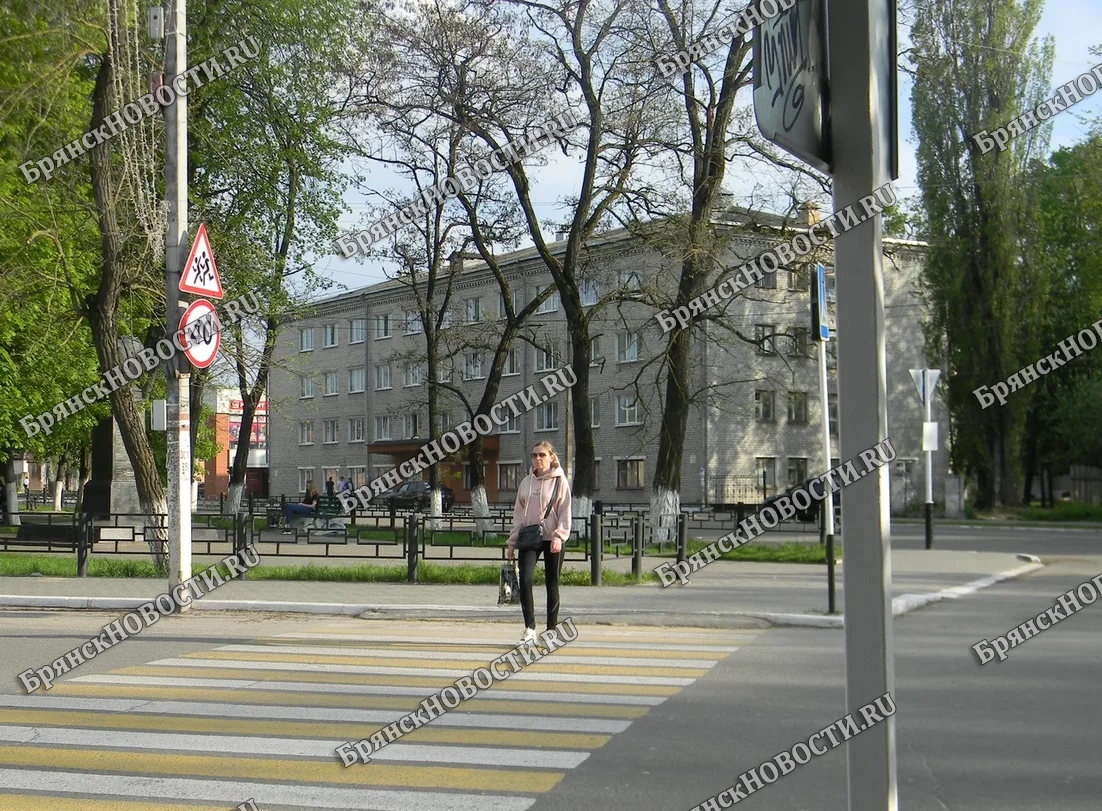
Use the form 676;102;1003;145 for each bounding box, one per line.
519;628;538;646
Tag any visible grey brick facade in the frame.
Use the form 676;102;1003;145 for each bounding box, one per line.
268;216;947;512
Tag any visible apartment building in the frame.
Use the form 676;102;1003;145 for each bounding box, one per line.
268;209;947;512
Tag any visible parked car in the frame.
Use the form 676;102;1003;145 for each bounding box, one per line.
761;478;832;524
377;481;454;512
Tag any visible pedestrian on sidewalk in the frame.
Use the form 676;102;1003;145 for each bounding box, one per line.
506;441;572;646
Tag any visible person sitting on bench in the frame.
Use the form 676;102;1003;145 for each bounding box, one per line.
283;483;320;533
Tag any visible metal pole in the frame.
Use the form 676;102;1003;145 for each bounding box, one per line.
924;374;934;550
818;335;836;612
830;0;898;806
632;513;643;583
406;514;418;582
677;512;688;565
165;0;192;611
590;514;602;586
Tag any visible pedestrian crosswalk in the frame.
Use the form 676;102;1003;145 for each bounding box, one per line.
0;621;762;810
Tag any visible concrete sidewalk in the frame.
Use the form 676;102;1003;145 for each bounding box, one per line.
0;549;1042;629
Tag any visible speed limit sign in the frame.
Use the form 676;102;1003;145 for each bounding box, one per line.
178;299;221;368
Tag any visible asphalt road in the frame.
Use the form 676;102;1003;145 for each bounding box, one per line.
891;521;1102;557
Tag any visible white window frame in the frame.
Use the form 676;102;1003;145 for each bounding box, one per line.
498;411;520;434
297;467;315;492
298;421;313;445
755;324;777;355
535;402;558;432
535;284;560;314
590;396;600;427
464;351;485;381
349;366;366;394
580;279;599;306
322;419;339;444
535;345;557;373
299;328;314;352
498;461;523;491
615;395;643;426
324;371;339;397
403;413;420;440
788;391;809;423
465;297;482;324
299;376;314;399
323;323;338;347
375;363;392;391
498;289;520;320
374;415;391;440
756;457;777;488
788;457;809;487
755;390;776;423
374;313;392;340
348;466;367;489
348;417;365;443
404;312;423;335
404;363;425;388
349;318;366;344
616;332;639;363
503;348;521;376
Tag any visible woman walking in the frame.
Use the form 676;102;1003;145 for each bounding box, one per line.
506;441;572;645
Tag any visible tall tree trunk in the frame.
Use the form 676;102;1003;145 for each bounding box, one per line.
4;455;20;527
86;53;166;520
75;441;91;514
225;312;275;515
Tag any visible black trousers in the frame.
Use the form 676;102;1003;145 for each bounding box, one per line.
518;541;565;631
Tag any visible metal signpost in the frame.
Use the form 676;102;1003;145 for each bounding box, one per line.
910;369;941;550
813;263;836;613
754;0;900;807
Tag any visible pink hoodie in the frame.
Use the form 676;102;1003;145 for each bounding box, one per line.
506;463;572;550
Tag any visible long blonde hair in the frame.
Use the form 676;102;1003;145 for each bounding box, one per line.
532;440;560;470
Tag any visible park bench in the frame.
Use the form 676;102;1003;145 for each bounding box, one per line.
283;494;349;540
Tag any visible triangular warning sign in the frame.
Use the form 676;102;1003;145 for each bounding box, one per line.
179;223;224;299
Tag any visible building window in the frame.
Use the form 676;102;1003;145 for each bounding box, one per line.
755;269;776;289
464;351;484;380
348;466;367;488
465;297;482;324
788;267;810;291
535;284;560;314
755;457;776;489
535;345;558;373
375;416;391;440
616;395;643;426
788;457;808;487
499;412;519;433
299;328;314;352
298;421;313;445
349;318;366;343
590;336;601;366
789;327;809;358
580;279;599;306
349;366;366;393
616;332;639;363
323;419;339;444
755;390;776;422
591;459;601;490
375;363;391;390
404;363;425;388
437;363;453;383
503;348;521;376
404;312;423;335
618;269;642;291
297;468;315;492
590;396;600;428
324;371;339;396
403;413;420;439
498;462;522;491
535;402;558;431
436;412;453;435
349;418;365;442
464;462;488;491
616;458;644;489
499;290;519;320
829;393;838;436
299;376;314;399
323;324;338;347
788;391;809;423
374;313;392;339
754;324;776;355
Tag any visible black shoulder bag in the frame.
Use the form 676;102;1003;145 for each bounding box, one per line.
515;477;560;552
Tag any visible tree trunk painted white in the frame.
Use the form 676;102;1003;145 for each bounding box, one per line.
650;486;680;546
470;484;492;535
191;479;199;512
52;480;64;512
426;489;442;531
226;481;245;516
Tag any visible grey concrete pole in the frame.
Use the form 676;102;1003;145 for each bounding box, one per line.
817;338;836;613
165;0;192;608
828;0;898;808
924;373;934;550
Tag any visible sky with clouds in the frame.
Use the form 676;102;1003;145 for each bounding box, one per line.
313;2;1101;296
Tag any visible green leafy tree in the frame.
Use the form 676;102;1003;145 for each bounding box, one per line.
910;0;1054;507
